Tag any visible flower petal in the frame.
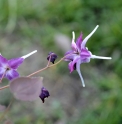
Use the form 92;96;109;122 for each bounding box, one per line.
71;31;78;51
80;49;91;60
0;55;8;67
81;25;99;49
64;50;74;61
65;50;73;56
0;67;6;78
76;60;85;87
76;33;83;50
68;61;73;72
8;58;24;69
91;55;112;60
6;70;19;80
21;50;37;59
69;56;80;73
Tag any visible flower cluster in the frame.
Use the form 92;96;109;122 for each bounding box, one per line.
0;25;112;105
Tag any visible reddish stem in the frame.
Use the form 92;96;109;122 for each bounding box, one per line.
46;55;51;67
0;53;73;90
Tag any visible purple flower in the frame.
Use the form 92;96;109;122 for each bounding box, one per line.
47;52;58;64
39;87;50;103
64;25;112;87
0;50;37;80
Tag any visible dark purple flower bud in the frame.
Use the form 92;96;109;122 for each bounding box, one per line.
47;52;57;64
39;87;50;103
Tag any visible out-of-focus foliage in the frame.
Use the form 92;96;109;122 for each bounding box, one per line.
0;0;122;124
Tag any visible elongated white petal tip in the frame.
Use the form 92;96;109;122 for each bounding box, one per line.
81;25;99;49
76;62;86;88
91;55;112;60
96;25;99;28
72;31;75;40
22;50;37;59
83;84;85;87
107;57;112;59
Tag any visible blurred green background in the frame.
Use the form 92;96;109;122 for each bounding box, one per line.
0;0;122;124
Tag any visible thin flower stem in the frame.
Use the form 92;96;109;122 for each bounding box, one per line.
27;54;69;77
0;53;73;90
46;55;51;67
0;85;9;90
27;58;64;77
27;66;48;77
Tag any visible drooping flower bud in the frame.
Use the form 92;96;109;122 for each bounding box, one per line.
39;87;50;103
47;52;57;64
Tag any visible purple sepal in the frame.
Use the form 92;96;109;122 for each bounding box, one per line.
68;62;76;73
76;33;83;50
47;52;57;64
80;49;91;60
8;58;24;69
0;55;8;67
64;50;74;61
0;67;6;78
6;70;19;80
39;87;50;103
68;56;80;73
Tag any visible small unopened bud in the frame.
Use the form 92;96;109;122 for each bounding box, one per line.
47;52;58;64
39;87;50;103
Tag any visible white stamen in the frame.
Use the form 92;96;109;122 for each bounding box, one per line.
91;55;112;60
76;61;85;87
82;25;99;48
22;50;37;59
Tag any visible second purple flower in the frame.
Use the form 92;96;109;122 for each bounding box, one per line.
0;50;37;80
64;25;112;87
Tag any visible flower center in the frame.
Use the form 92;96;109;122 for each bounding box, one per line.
74;51;80;55
6;66;11;71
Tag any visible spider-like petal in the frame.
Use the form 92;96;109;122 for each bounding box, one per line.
21;50;37;59
81;25;99;49
76;60;85;87
91;55;112;60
